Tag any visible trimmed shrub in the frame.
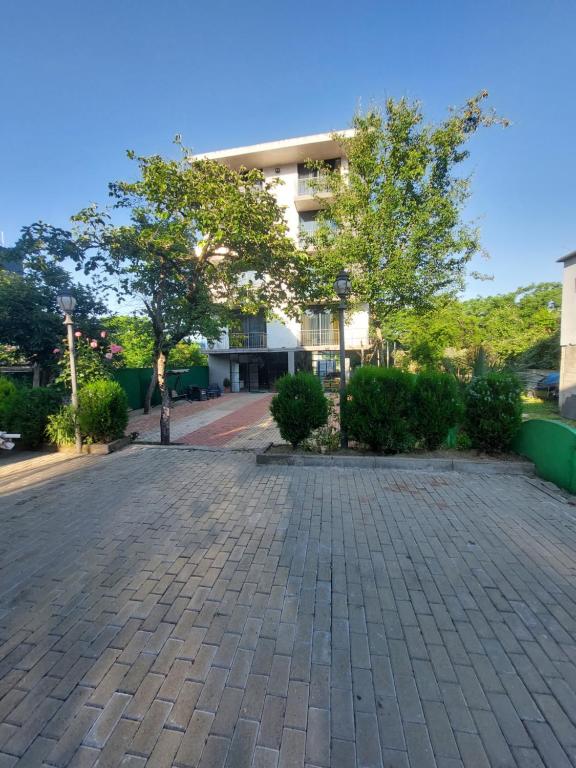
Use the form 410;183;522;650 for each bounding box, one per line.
4;387;63;449
345;366;415;453
78;379;128;443
413;372;463;450
46;405;76;447
270;373;329;448
464;372;522;452
0;377;18;426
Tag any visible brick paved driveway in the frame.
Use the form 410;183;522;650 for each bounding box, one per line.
2;447;576;767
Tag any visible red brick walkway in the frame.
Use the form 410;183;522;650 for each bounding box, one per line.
179;394;273;446
128;395;243;434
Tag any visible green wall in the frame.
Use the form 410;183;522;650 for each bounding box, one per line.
114;366;209;410
514;418;576;494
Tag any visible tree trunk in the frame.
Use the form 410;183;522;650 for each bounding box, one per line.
143;362;157;414
157;351;170;445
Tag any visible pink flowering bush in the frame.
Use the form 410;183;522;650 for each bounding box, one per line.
55;331;123;388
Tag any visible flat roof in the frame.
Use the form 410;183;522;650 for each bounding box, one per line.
194;130;353;170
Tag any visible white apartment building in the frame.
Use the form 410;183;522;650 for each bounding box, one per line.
200;132;370;392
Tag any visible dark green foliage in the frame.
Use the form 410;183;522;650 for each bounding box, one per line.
270;373;328;448
4;386;63;448
464;373;522;452
0;377;17;426
78;379;128;443
345;366;415;453
413;372;463;450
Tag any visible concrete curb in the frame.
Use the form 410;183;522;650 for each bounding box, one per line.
256;450;535;475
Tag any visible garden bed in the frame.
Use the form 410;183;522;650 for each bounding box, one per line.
257;444;534;475
57;436;133;455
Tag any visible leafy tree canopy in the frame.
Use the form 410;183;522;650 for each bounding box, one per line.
304;92;508;329
385;282;561;373
0;249;105;368
104;315;207;368
17;141;303;441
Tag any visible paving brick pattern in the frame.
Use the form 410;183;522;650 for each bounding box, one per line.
2;446;576;766
179;396;273;447
129;394;277;447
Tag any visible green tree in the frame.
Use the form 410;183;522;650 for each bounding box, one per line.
384;282;561;375
169;340;207;368
24;142;301;443
305;92;508;360
0;255;105;380
104;316;155;368
104;315;207;369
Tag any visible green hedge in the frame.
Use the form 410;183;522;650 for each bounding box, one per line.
270;373;329;448
1;382;63;449
78;380;129;443
345;367;416;453
464;372;522;452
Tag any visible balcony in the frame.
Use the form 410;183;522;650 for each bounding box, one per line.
300;329;340;347
295;175;333;211
228;331;267;349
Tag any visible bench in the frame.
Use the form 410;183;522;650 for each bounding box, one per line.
0;431;20;450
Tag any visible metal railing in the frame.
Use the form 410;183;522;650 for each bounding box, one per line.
300;329;339;347
297;176;331;196
228;332;267;349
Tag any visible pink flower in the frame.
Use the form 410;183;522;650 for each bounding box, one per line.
53;348;61;354
74;330;82;338
110;344;123;354
105;352;113;360
100;331;107;338
90;340;98;349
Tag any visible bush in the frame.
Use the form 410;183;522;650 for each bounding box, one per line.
464;372;522;452
270;373;328;448
345;366;415;453
78;379;128;443
46;405;76;447
0;377;17;426
413;372;463;450
4;387;63;449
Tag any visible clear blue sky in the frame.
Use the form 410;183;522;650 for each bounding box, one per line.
1;0;574;298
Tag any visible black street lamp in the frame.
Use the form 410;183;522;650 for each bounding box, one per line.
56;293;82;454
333;269;352;449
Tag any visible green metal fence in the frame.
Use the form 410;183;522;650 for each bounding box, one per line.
514;418;576;494
113;366;209;411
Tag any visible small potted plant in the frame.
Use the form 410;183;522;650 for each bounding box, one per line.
223;377;231;394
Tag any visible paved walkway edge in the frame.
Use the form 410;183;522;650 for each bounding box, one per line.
256;450;535;474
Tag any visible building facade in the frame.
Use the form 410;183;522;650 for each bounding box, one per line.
559;250;576;416
201;132;370;392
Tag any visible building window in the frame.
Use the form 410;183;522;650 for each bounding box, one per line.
297;158;340;195
301;307;338;346
229;311;267;348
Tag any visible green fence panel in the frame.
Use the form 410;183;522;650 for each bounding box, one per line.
114;366;209;410
513;418;576;494
113;369;142;410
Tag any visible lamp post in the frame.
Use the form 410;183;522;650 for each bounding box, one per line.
56;293;82;454
333;269;352;449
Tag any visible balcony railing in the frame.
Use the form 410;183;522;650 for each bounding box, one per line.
297;176;331;196
228;332;267;349
300;329;339;347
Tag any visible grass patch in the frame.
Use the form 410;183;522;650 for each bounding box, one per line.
521;395;575;426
